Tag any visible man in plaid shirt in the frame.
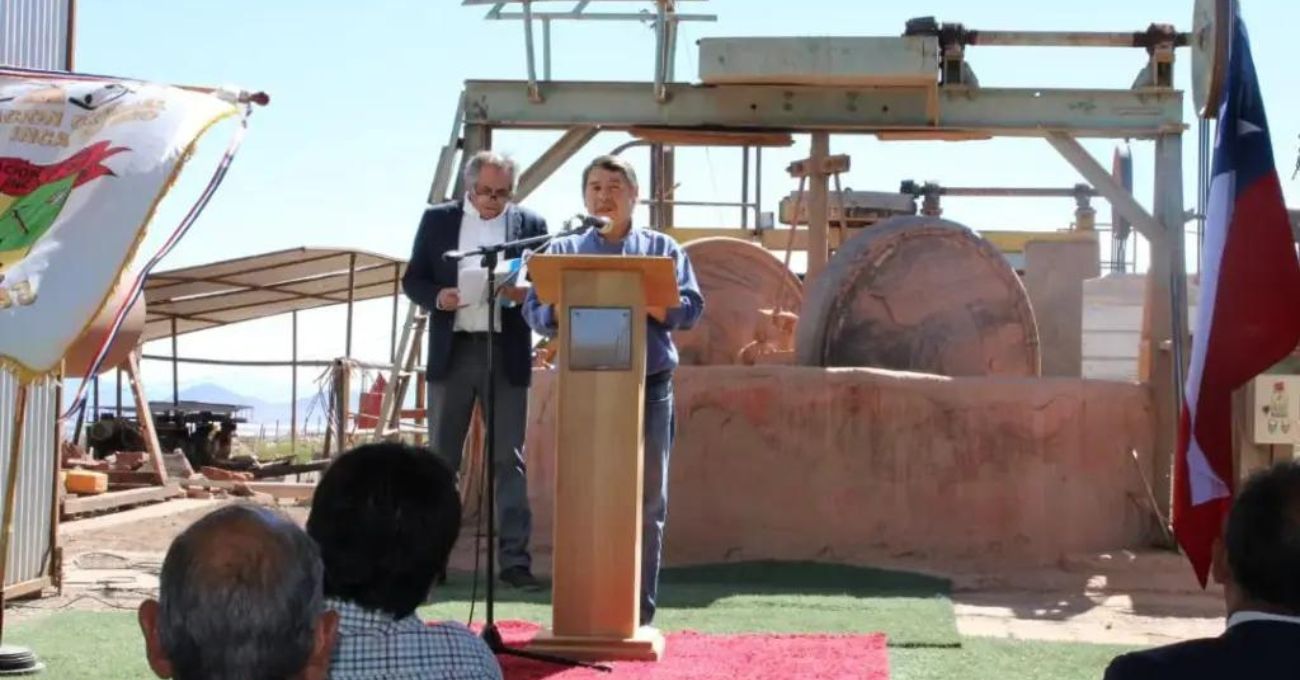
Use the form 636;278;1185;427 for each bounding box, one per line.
308;442;502;679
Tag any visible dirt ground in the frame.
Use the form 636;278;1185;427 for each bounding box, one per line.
19;498;1226;647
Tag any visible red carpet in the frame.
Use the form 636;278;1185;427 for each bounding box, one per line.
478;620;890;680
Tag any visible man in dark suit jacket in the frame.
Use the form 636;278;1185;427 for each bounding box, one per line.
1104;460;1300;679
402;151;548;590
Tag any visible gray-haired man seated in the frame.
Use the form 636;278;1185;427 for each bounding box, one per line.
137;504;339;680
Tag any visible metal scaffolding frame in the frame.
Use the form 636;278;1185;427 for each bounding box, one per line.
439;7;1201;527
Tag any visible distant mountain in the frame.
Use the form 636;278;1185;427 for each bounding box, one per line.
148;381;369;428
176;382;268;409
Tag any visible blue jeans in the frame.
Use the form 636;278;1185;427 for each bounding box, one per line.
641;370;675;626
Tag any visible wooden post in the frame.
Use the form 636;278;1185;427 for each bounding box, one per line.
0;381;28;635
125;353;168;484
806;132;830;282
332;359;349;457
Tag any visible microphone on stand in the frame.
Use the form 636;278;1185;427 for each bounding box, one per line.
565;214;613;234
444;214;612;261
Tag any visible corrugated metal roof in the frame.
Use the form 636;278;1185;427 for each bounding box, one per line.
142;248;407;342
0;0;72;71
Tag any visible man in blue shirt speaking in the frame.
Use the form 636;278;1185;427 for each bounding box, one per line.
522;154;704;626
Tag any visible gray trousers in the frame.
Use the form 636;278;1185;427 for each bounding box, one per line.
426;333;532;572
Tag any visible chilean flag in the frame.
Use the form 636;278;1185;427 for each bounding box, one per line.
1174;4;1300;587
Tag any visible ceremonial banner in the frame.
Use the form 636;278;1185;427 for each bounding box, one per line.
0;74;241;381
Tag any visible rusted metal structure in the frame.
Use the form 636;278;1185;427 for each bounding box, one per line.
443;0;1229;524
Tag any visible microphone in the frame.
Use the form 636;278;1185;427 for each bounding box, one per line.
566;214;613;234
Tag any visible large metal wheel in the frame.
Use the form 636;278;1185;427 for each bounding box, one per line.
675;237;803;365
794;215;1041;377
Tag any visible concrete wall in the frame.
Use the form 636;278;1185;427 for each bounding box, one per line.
1082;274;1200;381
1024;239;1100;377
524;365;1158;568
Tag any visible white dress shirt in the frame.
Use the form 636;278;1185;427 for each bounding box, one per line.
1227;610;1300;628
454;196;508;333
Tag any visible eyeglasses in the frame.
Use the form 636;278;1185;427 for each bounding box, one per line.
474;185;512;200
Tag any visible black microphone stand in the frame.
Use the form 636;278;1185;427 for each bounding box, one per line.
444;218;612;673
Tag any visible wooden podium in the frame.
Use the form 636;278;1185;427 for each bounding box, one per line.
524;254;679;662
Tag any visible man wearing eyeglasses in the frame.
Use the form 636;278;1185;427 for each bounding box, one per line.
402;150;546;591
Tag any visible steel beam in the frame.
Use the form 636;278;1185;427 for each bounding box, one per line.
1044;132;1166;245
1149;131;1188;531
428;92;466;204
515;126;599;202
462;81;1183;137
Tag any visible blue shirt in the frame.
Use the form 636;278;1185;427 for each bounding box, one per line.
522;226;704;376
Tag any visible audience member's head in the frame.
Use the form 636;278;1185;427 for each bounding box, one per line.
307;441;462;618
1215;460;1300;615
138;503;338;680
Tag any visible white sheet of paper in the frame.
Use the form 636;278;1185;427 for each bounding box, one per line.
457;267;489;306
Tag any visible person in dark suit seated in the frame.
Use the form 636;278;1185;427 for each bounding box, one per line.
1104;460;1300;679
402;150;548;590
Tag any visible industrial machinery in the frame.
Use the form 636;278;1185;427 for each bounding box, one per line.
86;402;246;469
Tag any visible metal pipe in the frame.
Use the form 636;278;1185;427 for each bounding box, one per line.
140;354;395;371
390;264;400;364
522;0;540;100
489;11;716;21
741;146;750;229
638;199;758;209
928;186;1101;198
291;310;298;456
666;13;679;81
756;148;763;228
65;0;77;71
1158;131;1188;410
115;368;121;417
542;17;552;81
653;1;666;100
171;318;179;408
345;253;357;359
966;30;1189;48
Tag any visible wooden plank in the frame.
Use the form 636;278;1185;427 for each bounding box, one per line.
3;577;50;602
177;479;316;501
124;354;168;485
62;486;183;517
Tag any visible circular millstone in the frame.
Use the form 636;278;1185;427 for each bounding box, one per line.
794;215;1040;377
1191;0;1230;118
0;645;43;675
674;237;803;365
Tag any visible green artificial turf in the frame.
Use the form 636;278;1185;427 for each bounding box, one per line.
424;561;959;648
6;562;1147;680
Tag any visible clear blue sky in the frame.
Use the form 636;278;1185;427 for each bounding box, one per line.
70;0;1300;411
